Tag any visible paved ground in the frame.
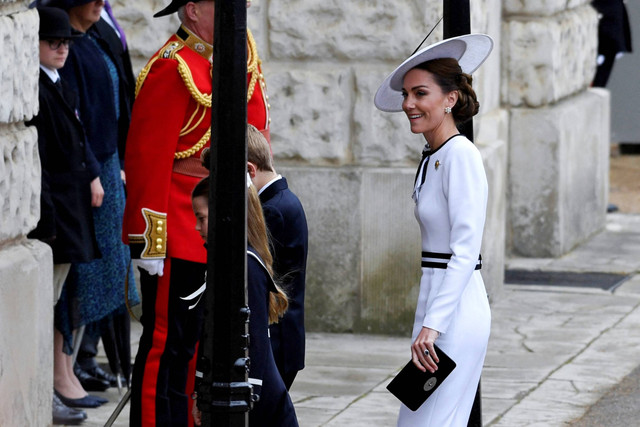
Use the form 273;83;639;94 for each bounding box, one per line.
75;213;640;426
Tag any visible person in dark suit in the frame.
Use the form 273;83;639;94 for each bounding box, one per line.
247;125;309;390
27;6;104;424
592;0;633;87
191;149;299;426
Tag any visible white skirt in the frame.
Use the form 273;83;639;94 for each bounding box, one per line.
397;269;491;427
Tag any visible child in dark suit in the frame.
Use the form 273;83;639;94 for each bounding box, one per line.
27;6;105;424
190;149;299;426
247;125;309;390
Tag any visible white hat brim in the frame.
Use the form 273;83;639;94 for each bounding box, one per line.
374;34;494;112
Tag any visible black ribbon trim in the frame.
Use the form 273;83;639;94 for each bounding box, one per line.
421;251;482;270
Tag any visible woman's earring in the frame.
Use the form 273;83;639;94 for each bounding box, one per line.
444;106;452;114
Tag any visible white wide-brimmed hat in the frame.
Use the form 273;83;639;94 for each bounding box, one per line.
374;34;494;112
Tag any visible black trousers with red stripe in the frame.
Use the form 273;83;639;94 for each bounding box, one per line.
130;258;206;427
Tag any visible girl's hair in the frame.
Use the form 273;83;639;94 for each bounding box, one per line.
413;57;479;124
193;148;288;324
247;185;289;323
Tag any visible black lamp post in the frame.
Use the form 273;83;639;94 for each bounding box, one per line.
443;0;473;142
443;1;482;426
197;0;251;426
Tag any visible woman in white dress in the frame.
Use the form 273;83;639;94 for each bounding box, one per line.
375;34;494;426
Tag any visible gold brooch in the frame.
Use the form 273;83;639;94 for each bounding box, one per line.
435;160;441;170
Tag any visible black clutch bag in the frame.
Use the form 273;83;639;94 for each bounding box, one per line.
386;344;456;411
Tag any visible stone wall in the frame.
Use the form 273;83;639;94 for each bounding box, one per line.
111;0;508;334
503;1;609;257
0;3;53;426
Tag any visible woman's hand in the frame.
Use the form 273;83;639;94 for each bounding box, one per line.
90;177;104;207
411;327;440;373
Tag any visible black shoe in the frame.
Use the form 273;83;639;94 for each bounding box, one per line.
52;394;86;425
91;395;109;404
74;365;110;392
86;365;119;388
54;390;105;408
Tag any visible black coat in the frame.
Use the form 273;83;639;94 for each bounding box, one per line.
90;18;136;161
591;0;633;86
192;247;299;426
260;178;309;377
59;31;120;164
27;72;100;264
592;0;632;55
247;248;299;427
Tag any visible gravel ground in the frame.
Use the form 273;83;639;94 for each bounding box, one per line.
609;150;640;213
570;364;640;427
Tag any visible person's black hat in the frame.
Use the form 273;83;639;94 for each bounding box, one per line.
37;6;82;40
154;0;204;18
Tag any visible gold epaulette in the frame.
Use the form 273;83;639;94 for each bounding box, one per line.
135;30;266;161
161;41;183;59
135;41;185;98
133;38;212;160
173;49;212;158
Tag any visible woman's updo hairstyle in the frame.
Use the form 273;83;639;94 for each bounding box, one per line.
414;57;479;124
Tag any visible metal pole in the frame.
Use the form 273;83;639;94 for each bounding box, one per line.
442;1;482;426
103;389;131;427
443;0;473;142
198;0;250;426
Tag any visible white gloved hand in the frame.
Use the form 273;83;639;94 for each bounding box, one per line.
133;259;165;277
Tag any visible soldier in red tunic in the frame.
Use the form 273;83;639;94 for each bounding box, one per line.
122;1;270;425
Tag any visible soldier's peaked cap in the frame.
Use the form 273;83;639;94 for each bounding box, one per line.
154;0;205;18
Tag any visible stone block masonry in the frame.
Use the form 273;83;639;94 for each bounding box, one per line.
503;2;609;257
0;4;54;426
509;89;610;257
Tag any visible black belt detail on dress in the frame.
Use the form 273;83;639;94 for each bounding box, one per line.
421;251;482;270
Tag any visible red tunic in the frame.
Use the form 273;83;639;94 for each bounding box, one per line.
123;27;269;263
